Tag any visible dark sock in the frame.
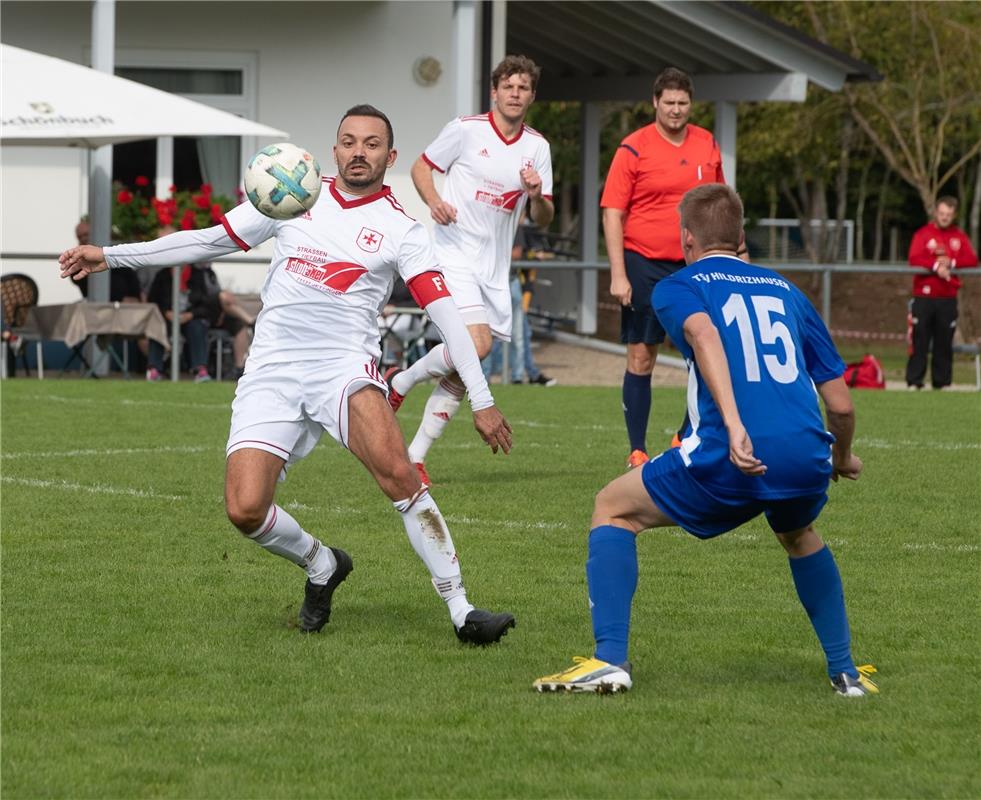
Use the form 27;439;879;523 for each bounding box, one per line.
622;370;651;453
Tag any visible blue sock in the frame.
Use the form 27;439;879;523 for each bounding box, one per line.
788;546;856;678
587;525;638;665
622;370;651;453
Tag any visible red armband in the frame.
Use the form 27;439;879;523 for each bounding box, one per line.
407;271;452;307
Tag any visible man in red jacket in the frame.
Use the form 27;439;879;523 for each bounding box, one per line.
906;196;978;389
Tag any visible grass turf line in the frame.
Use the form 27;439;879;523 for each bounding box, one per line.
1;380;979;798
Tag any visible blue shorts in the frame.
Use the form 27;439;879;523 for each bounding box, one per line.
620;251;685;345
641;448;828;539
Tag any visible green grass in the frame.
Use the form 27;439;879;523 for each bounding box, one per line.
2;379;979;798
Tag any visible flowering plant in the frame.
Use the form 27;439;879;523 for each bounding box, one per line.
111;177;237;242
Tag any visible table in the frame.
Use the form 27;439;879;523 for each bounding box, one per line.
26;302;169;378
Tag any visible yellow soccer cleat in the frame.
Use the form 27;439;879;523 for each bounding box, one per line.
534;656;633;694
830;664;879;697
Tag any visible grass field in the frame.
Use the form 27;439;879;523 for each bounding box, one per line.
2;379;979;798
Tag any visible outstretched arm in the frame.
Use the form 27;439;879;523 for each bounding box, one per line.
59;245;108;281
683;311;766;476
59;225;244;281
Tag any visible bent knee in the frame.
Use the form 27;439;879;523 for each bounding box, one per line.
378;459;424;501
225;495;271;534
591;484;622;528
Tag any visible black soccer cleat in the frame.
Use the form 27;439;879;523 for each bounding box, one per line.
454;608;516;645
298;548;353;633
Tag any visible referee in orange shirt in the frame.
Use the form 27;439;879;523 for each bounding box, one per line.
602;67;743;469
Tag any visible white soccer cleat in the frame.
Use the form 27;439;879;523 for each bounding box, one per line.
534;656;633;694
830;664;879;697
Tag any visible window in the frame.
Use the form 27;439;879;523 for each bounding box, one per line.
109;50;257;201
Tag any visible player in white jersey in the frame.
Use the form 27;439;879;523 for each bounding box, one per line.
385;55;555;486
58;106;517;645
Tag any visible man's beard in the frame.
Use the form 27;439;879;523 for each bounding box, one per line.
342;159;376;187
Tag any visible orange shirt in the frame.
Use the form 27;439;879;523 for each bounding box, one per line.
601;122;724;261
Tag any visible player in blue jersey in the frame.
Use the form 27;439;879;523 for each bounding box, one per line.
534;184;878;697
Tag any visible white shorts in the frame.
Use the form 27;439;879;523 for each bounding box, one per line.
226;356;388;469
441;264;512;341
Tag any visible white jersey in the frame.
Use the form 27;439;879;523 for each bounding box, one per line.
423;113;552;288
104;178;496;409
111;179;435;368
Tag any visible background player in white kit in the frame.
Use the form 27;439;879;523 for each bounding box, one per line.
58;105;517;645
386;55;554;486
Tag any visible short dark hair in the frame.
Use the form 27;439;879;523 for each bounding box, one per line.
936;195;958;211
491;55;542;92
338;104;394;149
678;184;744;251
653;67;693;100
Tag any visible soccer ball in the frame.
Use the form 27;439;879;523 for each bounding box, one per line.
244;143;322;220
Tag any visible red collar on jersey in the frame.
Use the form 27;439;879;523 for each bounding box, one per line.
327;177;393;209
488;112;524;146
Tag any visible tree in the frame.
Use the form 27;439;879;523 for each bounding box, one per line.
764;1;981;216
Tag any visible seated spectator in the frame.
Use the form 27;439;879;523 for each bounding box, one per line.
146;265;211;382
186;262;255;380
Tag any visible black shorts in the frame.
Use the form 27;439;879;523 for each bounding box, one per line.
620;251;685;345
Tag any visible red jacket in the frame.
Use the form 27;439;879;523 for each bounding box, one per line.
908;221;978;299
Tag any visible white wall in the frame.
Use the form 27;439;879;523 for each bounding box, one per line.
1;1;460;300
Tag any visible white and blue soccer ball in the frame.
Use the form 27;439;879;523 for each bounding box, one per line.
244;143;321;220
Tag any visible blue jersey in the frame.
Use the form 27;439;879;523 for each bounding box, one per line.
652;255;845;499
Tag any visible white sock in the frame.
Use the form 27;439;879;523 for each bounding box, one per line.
247;505;337;584
393;488;474;628
392;343;453;394
407;379;464;463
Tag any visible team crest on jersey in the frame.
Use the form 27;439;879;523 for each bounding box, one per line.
357;227;384;253
521;157;534;171
950;237;961;252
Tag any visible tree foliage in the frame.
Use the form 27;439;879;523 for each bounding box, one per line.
757;0;981;215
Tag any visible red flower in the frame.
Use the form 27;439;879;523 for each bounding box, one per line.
168;184;177;194
140;207;150;216
200;183;213;196
117;189;133;204
193;193;210;209
134;175;150;187
210;203;224;222
158;210;173;226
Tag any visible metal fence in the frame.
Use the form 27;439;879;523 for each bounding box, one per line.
4;250;979;334
513;258;980;330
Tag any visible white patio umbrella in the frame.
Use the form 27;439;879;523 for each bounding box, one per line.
1;43;286;379
0;43;287;145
